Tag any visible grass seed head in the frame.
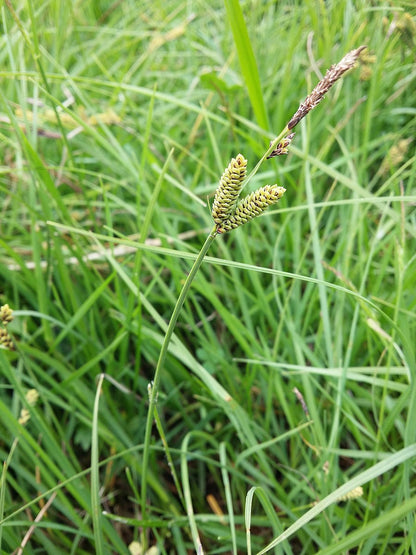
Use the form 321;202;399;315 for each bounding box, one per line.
0;304;13;325
212;154;247;224
0;327;14;350
217;185;286;232
267;132;296;159
287;45;367;130
337;486;364;502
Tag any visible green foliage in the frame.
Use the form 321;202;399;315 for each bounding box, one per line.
0;0;415;553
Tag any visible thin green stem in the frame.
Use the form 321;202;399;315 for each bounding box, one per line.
140;224;218;538
24;0;74;164
241;127;289;192
139;125;289;545
91;374;105;555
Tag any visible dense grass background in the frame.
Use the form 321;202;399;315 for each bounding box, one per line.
1;0;416;553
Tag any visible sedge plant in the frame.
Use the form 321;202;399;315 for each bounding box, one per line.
140;45;367;544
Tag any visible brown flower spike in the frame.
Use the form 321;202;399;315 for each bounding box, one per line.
267;133;296;159
287;45;367;130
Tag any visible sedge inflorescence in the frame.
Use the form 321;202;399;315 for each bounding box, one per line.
212;156;285;233
216;184;286;233
211;154;247;225
287;45;366;130
0;304;14;350
211;46;366;234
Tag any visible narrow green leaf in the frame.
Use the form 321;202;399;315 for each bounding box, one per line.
224;0;269;131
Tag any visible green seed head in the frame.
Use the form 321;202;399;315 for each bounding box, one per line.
0;327;14;350
0;304;13;325
217;185;286;232
212;154;247;224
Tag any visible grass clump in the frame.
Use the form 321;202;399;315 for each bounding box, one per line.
1;1;416;554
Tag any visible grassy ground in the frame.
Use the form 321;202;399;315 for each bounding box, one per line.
1;0;416;553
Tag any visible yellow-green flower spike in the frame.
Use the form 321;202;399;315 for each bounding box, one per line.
18;389;39;426
212;154;247;224
217;185;285;232
337;486;364;502
26;389;39;406
0;327;14;350
18;408;31;426
0;304;13;325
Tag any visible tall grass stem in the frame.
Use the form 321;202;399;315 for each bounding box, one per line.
140;224;218;536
